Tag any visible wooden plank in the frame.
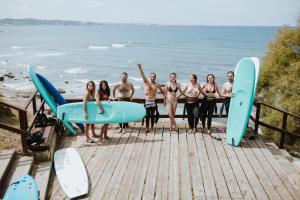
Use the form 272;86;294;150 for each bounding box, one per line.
155;127;171;200
103;127;141;200
127;130;155;200
194;132;218;199
246;139;294;200
2;156;34;196
0;150;16;192
80;130;123;200
33;161;52;200
91;131;133;199
178;130;193;200
241;141;282;200
141;128;163;200
114;127;147;200
168;130;180;200
255;137;300;199
232;142;270;199
216;132;256;200
210;132;243;199
202;132;231;199
186;132;206;199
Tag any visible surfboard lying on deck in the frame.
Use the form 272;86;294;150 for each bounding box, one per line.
227;58;256;146
28;66;77;135
57;101;146;124
36;73;84;131
54;148;89;199
3;175;39;200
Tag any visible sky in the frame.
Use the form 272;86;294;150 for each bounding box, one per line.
0;0;299;26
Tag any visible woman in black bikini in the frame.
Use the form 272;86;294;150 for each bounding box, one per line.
96;80;111;142
164;73;182;133
201;74;221;134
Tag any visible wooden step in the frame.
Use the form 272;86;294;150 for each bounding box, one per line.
0;156;34;198
32;161;52;200
0;150;16;192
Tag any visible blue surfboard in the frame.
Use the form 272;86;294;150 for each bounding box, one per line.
226;58;256;146
3;175;39;200
36;73;84;131
28;66;77;135
57;101;146;124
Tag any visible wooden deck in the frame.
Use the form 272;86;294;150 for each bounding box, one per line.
48;123;300;200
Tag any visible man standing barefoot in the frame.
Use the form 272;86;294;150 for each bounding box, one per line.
113;72;135;134
137;64;165;133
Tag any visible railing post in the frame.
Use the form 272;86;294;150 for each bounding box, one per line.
18;110;29;154
32;95;37;114
254;103;261;135
279;113;288;149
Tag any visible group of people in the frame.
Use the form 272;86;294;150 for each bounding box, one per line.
83;64;234;143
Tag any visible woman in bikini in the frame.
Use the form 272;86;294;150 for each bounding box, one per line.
96;80;111;141
164;72;182;133
83;80;103;143
181;74;203;134
201;74;221;134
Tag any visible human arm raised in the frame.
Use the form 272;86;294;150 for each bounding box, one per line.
137;64;150;86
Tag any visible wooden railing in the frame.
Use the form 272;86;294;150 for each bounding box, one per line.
250;102;300;149
1;89;299;152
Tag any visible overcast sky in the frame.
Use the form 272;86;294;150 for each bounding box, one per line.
1;0;299;26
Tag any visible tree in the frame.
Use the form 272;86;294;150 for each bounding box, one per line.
259;19;300;146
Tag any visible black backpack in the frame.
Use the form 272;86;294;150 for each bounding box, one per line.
26;131;45;150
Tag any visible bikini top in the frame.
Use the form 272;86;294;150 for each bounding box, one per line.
98;92;109;101
166;83;179;93
205;83;216;93
187;84;200;94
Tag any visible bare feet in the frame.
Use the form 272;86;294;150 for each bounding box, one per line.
187;129;193;134
207;129;211;135
192;128;197;134
118;128;123;133
145;128;150;133
86;138;94;143
92;134;100;138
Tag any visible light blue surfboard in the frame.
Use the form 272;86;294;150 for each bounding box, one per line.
227;58;256;146
251;57;260;99
57;101;146;124
3;175;39;200
28;66;77;135
36;73;84;132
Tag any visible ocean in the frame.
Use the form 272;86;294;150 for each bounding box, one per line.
0;25;278;98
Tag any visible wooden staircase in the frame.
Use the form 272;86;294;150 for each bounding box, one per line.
0;150;53;200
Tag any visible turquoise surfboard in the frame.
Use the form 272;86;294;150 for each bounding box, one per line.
251;57;260;99
28;66;77;135
3;175;39;200
226;58;256;146
57;101;146;124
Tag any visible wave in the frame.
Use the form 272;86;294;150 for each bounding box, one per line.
0;54;15;58
11;46;25;49
112;43;126;48
34;52;67;57
64;68;87;74
89;46;109;50
16;64;29;68
134;86;142;90
3;82;34;91
36;65;46;70
75;79;90;84
118;66;128;68
128;76;143;82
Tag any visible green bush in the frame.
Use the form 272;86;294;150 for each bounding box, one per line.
259;19;300;147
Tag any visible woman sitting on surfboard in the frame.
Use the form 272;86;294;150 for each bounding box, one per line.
83;80;103;143
181;74;203;134
164;72;183;133
96;80;111;141
201;74;221;134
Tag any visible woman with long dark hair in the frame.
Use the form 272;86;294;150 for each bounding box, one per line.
201;74;221;134
181;74;203;134
96;80;111;141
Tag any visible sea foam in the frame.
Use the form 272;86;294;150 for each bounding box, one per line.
112;44;126;48
64;68;87;74
89;46;109;50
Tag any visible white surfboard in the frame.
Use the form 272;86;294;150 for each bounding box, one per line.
54;148;89;199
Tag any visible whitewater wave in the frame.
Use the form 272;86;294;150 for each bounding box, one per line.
0;54;15;58
37;65;47;70
89;46;109;50
64;68;87;74
112;44;126;48
128;76;143;82
35;52;67;57
16;64;29;68
11;46;25;49
3;82;34;91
